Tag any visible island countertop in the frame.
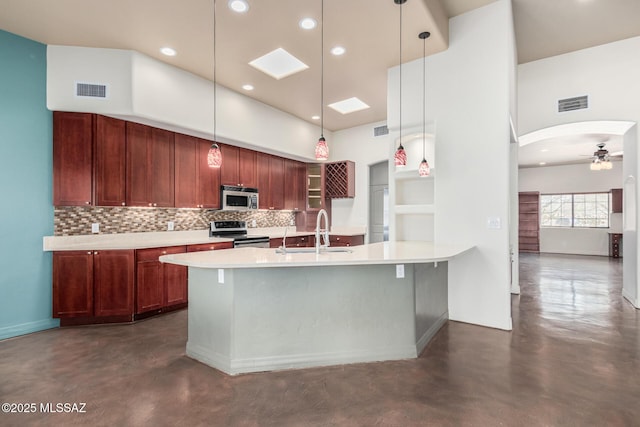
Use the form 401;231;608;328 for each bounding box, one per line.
159;241;474;269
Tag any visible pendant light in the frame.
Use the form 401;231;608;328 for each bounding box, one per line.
208;0;223;168
393;0;407;168
418;31;431;177
314;0;329;161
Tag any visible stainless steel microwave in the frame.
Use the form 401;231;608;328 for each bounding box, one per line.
221;185;259;211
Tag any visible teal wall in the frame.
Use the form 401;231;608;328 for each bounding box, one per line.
0;30;58;339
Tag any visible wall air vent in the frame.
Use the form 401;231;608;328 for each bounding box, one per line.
75;82;108;98
373;125;389;137
558;95;588;113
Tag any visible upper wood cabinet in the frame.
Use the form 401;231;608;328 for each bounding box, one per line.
611;188;623;213
257;152;285;210
175;133;221;208
126;122;175;207
325;161;355;198
94;115;126;206
284;159;306;211
220;145;257;188
53;112;93;206
53;112;127;207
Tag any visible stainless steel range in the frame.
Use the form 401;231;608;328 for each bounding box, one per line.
209;221;270;248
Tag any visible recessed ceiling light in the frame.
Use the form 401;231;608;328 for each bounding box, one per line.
299;18;317;30
539;162;547;166
228;0;249;13
312;115;320;120
160;47;176;56
330;46;346;56
328;97;370;114
249;48;309;80
242;84;254;91
540;148;549;152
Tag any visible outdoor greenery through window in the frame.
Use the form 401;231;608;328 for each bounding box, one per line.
540;193;610;228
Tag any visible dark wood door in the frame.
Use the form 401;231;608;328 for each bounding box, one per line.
519;192;540;253
126;122;151;206
197;138;221;208
174;133;198;208
150;127;175;207
238;148;257;188
220;144;240;186
94;115;126;206
53;112;93;206
93;250;135;317
256;152;271;209
269;155;285;210
53;251;94;318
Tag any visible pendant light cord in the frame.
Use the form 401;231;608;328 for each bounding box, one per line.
422;32;426;160
399;1;402;147
213;0;217;142
320;0;324;139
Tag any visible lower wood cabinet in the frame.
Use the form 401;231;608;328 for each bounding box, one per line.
53;250;135;319
135;246;187;314
269;234;364;248
329;235;364;247
187;242;234;252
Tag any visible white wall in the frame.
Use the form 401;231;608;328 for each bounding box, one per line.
386;0;515;330
519;162;623;256
331;121;391;232
47;45;325;161
518;36;640;308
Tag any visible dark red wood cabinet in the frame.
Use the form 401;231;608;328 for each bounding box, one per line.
257;152;285;210
175;134;221;208
329;235;364;247
284;159;306;211
186;242;234;252
94;115;127;206
53;112;93;206
611;188;623;213
126;122;175;207
135;246;187;314
53;250;135;319
221;145;257;188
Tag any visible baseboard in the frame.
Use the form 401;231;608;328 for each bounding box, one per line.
0;318;60;341
622;289;639;309
187;341;417;376
415;311;448;355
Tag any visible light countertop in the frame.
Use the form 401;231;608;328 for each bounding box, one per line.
159;241;474;269
42;227;367;251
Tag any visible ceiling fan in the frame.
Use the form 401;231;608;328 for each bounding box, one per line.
588;143;613;170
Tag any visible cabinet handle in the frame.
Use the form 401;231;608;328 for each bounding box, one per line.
153;203;157;207
85;201;90;205
94;251;99;255
87;251;92;255
148;203;153;207
336;237;340;241
121;202;125;206
162;251;167;255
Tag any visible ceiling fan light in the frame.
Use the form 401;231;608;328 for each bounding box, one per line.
590;160;601;171
602;160;613;170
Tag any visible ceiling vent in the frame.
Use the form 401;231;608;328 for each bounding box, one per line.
75;82;108;99
373;125;389;137
558;95;588;113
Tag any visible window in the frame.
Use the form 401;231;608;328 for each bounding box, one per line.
540;193;610;228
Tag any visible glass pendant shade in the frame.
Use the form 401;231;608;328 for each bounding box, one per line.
315;137;329;161
418;158;430;177
394;144;407;167
208;143;222;168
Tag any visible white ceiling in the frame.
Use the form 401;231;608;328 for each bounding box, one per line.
1;0;639;163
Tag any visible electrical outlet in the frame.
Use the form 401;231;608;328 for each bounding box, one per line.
91;223;100;234
396;264;405;278
218;269;224;284
167;221;175;231
290;219;295;226
251;219;256;228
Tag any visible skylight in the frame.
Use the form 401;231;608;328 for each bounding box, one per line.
249;48;309;80
328;97;370;114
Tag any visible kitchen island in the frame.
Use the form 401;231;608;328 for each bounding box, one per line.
160;241;473;375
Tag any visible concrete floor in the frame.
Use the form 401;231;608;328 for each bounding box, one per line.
0;253;638;426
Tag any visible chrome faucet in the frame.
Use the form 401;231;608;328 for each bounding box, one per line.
315;209;330;254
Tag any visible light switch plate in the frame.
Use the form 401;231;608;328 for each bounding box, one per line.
396;264;405;278
218;269;224;284
91;223;100;234
487;216;501;229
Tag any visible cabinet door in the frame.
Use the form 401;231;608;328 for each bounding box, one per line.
220;144;240;186
165;263;188;306
93;250;135;317
197;139;221;208
150;127;175;207
126;122;151;206
53;251;94;318
187;242;234;252
53;112;93;206
269;155;285;210
136;259;164;313
174;134;198;208
238;148;257;188
611;188;623;213
256;152;271;209
284;159;305;211
94;115;126;206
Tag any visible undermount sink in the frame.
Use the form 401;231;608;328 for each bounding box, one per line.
275;246;353;254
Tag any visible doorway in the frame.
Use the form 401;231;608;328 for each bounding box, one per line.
369;161;389;243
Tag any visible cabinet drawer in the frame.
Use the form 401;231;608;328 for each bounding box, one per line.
136;246;186;262
187;242;234;252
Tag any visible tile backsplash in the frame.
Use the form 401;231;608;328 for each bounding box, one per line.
54;206;296;236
